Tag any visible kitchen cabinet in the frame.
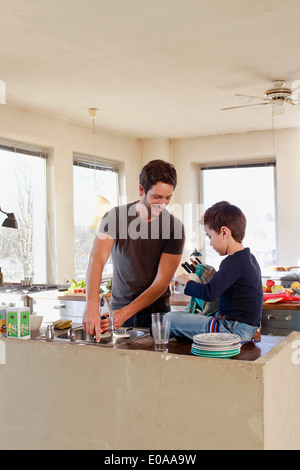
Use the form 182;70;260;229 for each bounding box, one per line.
31;297;86;323
261;301;300;336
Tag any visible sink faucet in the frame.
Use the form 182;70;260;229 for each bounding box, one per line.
100;295;115;331
100;295;130;344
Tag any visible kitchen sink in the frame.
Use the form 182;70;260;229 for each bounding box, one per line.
55;326;148;346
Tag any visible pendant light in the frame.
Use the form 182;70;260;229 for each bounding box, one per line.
87;108;111;230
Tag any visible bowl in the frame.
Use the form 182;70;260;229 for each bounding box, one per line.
30;314;43;330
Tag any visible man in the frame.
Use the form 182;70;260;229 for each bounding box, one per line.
83;159;185;342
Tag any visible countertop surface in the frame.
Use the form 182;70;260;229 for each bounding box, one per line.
111;332;285;361
30;326;285;362
27;289;191;305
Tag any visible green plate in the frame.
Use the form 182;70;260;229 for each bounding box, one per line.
191;347;240;358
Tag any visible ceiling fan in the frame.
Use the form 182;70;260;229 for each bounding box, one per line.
221;80;300;114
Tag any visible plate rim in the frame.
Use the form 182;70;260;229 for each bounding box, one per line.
192;332;241;344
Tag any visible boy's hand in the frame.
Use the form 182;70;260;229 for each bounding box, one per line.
175;272;190;287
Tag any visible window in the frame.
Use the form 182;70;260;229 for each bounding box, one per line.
0;143;47;283
201;163;277;272
73;155;119;279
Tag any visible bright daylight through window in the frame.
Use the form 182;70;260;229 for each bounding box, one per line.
201;163;277;273
73;157;119;279
0;145;47;283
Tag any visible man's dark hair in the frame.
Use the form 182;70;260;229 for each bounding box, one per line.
203;201;246;243
139;159;177;193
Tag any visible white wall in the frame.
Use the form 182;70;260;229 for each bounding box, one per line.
172;128;300;266
0;105;140;283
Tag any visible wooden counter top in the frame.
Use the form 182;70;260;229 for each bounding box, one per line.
27;290;300;311
170;292;190;305
172;294;300;311
27;290;190;304
262;301;300;310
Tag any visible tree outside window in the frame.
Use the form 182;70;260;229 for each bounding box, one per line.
0;148;46;282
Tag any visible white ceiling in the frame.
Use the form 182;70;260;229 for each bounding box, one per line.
2;0;300;138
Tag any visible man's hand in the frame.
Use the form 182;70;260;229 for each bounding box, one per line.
83;234;115;343
83;304;103;343
111;309;131;330
100;309;130;332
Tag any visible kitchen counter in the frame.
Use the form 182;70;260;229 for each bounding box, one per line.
27;289;190;304
30;326;285;362
117;333;285;362
172;293;300;311
263;301;300;310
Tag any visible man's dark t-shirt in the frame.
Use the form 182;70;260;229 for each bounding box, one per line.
99;202;185;316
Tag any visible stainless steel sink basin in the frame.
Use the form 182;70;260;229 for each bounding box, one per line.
55;326;148;346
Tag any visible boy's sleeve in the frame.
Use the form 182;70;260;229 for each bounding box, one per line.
184;256;240;301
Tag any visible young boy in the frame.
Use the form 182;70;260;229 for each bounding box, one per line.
171;201;263;343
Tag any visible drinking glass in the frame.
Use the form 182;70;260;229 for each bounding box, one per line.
151;312;171;352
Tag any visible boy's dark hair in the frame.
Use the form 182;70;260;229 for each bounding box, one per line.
139;159;177;193
203;201;246;243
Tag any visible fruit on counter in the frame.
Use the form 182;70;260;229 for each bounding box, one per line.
67;279;85;293
271;285;285;293
266;279;275;292
73;288;86;293
67;279;104;294
291;281;300;289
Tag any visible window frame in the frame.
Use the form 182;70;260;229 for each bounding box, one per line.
0;140;48;283
72;153;120;280
200;160;277;270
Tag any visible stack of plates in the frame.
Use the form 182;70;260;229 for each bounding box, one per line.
191;332;241;358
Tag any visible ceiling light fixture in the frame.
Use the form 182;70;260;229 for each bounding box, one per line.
0;207;18;229
87;108;111;230
88;107;98;170
272;98;285;115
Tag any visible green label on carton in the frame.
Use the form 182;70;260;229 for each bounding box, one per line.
20;311;30;337
7;312;18;337
0;311;5;335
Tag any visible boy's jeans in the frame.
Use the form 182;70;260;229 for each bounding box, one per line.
170;311;258;344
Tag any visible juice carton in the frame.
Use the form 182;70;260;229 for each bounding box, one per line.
0;307;6;336
6;307;30;339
